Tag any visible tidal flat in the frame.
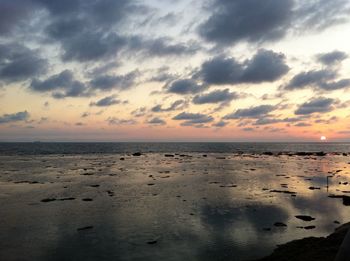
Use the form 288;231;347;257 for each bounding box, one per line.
0;153;349;261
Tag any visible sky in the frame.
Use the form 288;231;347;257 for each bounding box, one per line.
1;0;350;142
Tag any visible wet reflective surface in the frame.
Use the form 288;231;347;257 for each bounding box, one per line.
0;153;349;260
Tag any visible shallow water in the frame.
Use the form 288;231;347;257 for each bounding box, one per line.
0;153;349;260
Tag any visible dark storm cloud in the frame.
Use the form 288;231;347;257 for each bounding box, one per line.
151;100;186;112
0;43;47;83
0;111;29;124
90;95;122;107
317;51;348;65
224;105;276;119
173;112;214;125
295;97;334;115
192;89;239;104
198;50;289;85
147;117;166;125
30;70;89;98
199;0;293;45
166;79;207;94
89;71;139;91
199;0;350;45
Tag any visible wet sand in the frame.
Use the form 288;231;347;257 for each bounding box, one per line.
0;153;349;260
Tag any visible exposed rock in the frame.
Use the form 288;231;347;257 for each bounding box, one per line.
41;198;56;202
309;187;321;190
328;195;350;206
77;226;93;231
295;215;316;222
256;223;350;261
274;222;287;227
270;190;297;195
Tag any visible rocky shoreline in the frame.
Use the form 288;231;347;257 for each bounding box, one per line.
256;223;350;261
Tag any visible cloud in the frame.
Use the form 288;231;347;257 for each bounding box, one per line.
284;69;350;91
224;105;276;119
319;79;350;91
172;112;214;126
294;122;311;127
60;31;127;62
147;117;166;125
89;71;139;91
295;97;334;115
284;70;335;90
90;95;123;107
30;70;88;98
0;0;36;35
0;43;47;83
213;120;228;127
0;111;29;124
199;56;243;85
151;100;187;112
129;36;200;57
39;0;146;62
240;50;290;83
317;50;348;65
193;89;239;104
199;0;293;45
253;116;307;125
107;117;137;125
131;107;147;117
199;0;350;46
295;0;350;32
166;79;207;94
198;49;289;85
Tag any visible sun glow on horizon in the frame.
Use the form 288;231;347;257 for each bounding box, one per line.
320;136;327;141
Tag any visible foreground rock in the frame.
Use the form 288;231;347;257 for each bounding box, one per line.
256;223;350;261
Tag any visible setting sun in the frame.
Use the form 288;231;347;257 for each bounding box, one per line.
320;136;327;141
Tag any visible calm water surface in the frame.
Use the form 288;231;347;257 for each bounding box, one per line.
0;145;349;260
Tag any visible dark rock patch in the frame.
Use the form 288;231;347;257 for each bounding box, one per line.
77;226;93;231
274;222;287;227
41;198;56;202
295;215;315;222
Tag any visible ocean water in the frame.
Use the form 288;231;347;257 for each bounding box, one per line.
0;144;350;260
0;142;350;155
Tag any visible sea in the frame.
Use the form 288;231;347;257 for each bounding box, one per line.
0;142;350;155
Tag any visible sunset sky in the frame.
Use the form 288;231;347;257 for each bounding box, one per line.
1;0;350;141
